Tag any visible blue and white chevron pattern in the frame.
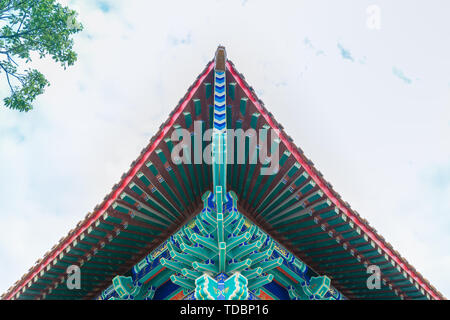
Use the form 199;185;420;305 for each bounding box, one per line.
213;70;226;132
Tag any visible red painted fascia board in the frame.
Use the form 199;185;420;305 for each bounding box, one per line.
143;267;167;285
5;62;215;300
226;61;441;300
276;266;299;284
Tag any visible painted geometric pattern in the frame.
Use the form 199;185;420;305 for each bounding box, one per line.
98;190;343;300
195;273;248;300
163;191;279;298
213;70;226;132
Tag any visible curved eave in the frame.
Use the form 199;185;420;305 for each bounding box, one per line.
3;56;444;301
225;60;444;300
2;61;215;300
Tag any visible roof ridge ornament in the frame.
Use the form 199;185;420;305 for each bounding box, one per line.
214;46;226;72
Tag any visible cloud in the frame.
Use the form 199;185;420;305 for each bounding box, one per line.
96;1;111;13
304;37;325;57
337;43;354;62
392;67;412;84
168;32;192;47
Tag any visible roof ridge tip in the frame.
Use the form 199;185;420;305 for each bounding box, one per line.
214;46;226;72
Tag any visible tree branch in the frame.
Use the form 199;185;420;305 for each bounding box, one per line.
0;60;15;94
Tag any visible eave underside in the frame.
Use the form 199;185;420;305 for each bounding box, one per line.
4;61;443;301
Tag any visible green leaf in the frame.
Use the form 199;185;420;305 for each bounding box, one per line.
0;0;83;112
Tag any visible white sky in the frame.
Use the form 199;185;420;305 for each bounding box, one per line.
0;0;449;297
